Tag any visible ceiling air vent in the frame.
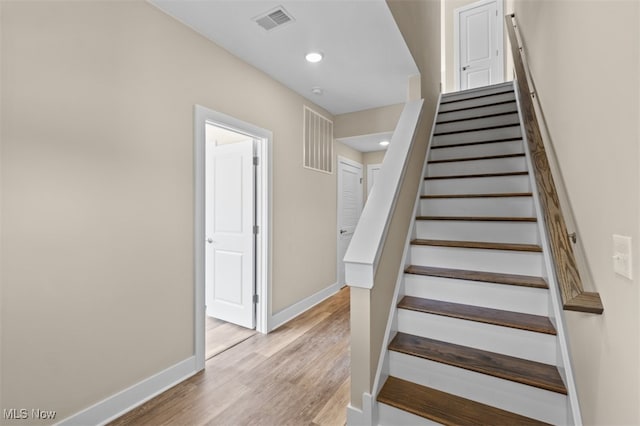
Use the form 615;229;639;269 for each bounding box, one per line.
253;6;294;31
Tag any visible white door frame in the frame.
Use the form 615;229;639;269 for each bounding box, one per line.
453;0;504;91
336;156;363;286
194;105;272;370
366;163;383;196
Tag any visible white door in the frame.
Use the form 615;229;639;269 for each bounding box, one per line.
205;137;255;329
367;163;382;196
337;157;363;286
456;0;504;90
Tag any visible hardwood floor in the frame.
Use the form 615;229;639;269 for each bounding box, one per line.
110;287;350;426
206;316;256;360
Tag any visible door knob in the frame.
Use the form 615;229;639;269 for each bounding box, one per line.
207;238;214;244
462;66;469;71
340;229;347;234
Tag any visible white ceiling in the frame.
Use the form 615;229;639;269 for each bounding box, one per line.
338;132;392;153
149;0;418;115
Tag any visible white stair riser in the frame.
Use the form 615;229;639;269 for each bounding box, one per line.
438;91;516;113
415;220;539;245
410;245;543;276
429;140;524;161
388;352;567;425
440;83;514;103
437;101;517;122
378;402;441;426
396;309;557;364
432;126;521;146
404;274;549;316
427;156;527;177
423;175;531;195
420;197;535;217
435;113;520;134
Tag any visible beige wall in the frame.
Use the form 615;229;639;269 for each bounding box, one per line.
334;103;404;139
347;0;441;410
0;1;341;421
444;0;478;92
513;1;640;424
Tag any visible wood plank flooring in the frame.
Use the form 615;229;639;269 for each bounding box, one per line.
206;316;256;360
110;287;350;426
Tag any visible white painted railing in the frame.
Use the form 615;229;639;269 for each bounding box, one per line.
344;99;424;288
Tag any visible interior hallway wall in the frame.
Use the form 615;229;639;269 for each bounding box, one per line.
513;1;640;424
1;1;339;422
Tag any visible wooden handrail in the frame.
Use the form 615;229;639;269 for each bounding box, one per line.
505;14;603;314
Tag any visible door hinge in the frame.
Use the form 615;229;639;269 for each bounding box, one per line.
253;156;259;166
359;178;363;184
253;294;259;304
253;225;259;234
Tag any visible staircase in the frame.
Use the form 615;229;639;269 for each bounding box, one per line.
375;82;576;425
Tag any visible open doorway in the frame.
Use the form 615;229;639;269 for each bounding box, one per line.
194;105;271;369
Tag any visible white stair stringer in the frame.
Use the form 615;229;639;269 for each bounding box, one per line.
370;82;581;426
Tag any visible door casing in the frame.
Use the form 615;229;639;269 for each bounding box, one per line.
336;156;363;287
194;105;271;370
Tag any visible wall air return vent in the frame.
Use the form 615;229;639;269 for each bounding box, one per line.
253;6;294;31
303;106;333;174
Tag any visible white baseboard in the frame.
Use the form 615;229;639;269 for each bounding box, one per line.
346;393;374;426
347;404;365;426
269;282;342;331
57;357;198;426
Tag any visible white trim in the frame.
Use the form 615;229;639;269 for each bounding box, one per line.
453;0;505;91
513;83;583;425
269;282;342;331
346;404;365;426
366;163;382;195
370;93;442;401
344;100;424;289
337;156;364;286
346;393;374;426
56;357;197;426
194;105;273;365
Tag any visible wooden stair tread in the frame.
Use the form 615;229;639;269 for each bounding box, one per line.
440;88;514;105
434;123;520;137
378;376;550;426
437;99;517;114
416;215;536;222
405;265;548;289
390;333;566;394
398;296;556;335
425;171;528;180
421;192;532;199
436;111;519;125
429;153;525;164
411;238;542;252
431;137;522;149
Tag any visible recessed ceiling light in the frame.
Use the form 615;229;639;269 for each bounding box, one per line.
311;87;323;95
305;52;324;63
379;140;390;146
